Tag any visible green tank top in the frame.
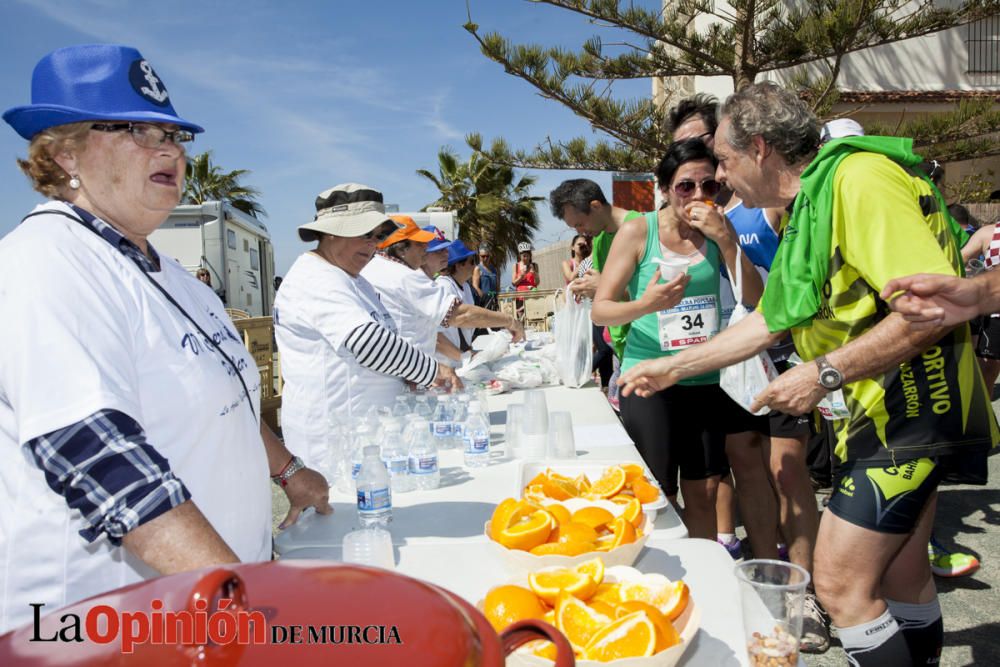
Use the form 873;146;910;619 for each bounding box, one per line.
621;211;722;385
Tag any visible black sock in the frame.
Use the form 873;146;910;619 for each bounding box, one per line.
835;608;914;666
887;598;943;666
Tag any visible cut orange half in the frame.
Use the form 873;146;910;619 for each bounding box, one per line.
495;508;553;551
528;568;599;605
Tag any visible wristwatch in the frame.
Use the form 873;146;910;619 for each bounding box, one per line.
815;355;844;391
271;456;305;488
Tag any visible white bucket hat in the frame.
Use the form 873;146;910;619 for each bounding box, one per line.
820;118;865;143
297;183;401;241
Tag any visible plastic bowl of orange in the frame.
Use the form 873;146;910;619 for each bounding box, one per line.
485;497;652;575
480;563;700;666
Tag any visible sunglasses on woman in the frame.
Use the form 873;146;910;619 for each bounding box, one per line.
362;226;394;242
673;178;722;198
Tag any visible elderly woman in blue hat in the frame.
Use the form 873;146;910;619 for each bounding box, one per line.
437;240;480;356
0;44;330;631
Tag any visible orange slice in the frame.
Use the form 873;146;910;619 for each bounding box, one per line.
583;611;657;661
542;476;580;501
526;472;548;488
483;585;547;632
524;483;547;503
571;506;615;530
488;498;520;540
573;473;592;494
590;582;622;605
551;521;599;545
621;463;646;483
631;478;661;504
612;496;644;528
588;600;618;617
609;516;637;548
590;466;627;498
556;591;612;649
617;601;681;652
495;508;553;550
545;503;571;526
619;580;690;621
530;541;593;556
574;557;605;587
528;568;599;605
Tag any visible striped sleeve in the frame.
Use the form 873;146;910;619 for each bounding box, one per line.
345;322;438;387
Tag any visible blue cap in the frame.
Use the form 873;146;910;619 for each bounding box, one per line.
4;44;204;140
423;225;453;253
447;240;476;265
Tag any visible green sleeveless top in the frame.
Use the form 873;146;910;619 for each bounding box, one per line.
621;211;722;385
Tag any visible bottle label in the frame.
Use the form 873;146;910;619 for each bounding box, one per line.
384;457;408;476
351;462;362;479
453;423;466;438
357;487;391;511
409;454;438;475
433;422;452;438
473;435;489;453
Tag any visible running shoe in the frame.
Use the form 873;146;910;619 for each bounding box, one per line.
928;537;980;578
799;592;831;654
718;537;742;560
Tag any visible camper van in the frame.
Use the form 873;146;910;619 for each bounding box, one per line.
150;201;275;316
390;208;458;240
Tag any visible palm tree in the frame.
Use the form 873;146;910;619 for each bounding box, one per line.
183;151;266;218
417;137;542;269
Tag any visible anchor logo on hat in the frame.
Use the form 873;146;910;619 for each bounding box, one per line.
129;59;170;106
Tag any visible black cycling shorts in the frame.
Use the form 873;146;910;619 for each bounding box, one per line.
620;383;767;492
974;315;1000;360
767;410;813;439
828;456;945;534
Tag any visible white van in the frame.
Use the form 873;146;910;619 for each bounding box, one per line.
389;208;459;240
149;201;275;316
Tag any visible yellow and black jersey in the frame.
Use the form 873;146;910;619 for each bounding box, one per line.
771;152;999;466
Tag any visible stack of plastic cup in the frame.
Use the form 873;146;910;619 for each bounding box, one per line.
521;392;548;460
341;526;394;570
548;411;576;459
505;403;524;459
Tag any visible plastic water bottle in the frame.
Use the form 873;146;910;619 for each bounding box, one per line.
393;394;411;418
407;419;440;490
431;396;454;448
414;394;432;420
350;420;374;481
451;394;469;449
463;400;491;468
381;423;412;493
356;445;392;527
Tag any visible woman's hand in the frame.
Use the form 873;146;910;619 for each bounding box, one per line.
638;269;689;314
685;201;733;246
433;362;465;391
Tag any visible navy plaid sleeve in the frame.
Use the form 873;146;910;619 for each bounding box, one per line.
25;410;191;545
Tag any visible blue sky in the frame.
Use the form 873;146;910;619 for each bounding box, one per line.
0;0;654;277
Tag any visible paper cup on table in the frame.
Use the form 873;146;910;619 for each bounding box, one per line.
735;559;809;666
547;411;576;459
652;256;689;281
502;565;701;667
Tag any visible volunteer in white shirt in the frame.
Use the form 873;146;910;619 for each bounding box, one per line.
274;186;461;471
362;217;526;364
0;44;330;632
437;239;479;358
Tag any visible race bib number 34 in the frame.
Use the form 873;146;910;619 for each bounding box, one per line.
657;295;719;351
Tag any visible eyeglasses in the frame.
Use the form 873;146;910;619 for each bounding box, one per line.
362;226;394;242
90;122;194;149
673;178;722;198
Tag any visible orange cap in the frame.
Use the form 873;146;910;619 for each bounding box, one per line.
379;215;436;249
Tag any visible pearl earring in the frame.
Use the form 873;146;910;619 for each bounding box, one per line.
69;175;81;190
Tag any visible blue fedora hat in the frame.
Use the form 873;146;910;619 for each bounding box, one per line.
3;44;204;140
447;240;476;266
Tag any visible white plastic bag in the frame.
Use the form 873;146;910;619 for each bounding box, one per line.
553;288;593;388
719;247;778;414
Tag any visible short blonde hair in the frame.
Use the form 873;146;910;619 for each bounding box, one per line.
16;122;91;199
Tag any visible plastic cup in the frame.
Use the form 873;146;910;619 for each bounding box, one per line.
342;527;394;570
520;395;549;460
652;256;690;281
735;559;810;667
505;403;524;459
547;411;576;459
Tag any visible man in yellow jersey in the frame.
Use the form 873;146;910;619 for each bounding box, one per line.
619;82;996;667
